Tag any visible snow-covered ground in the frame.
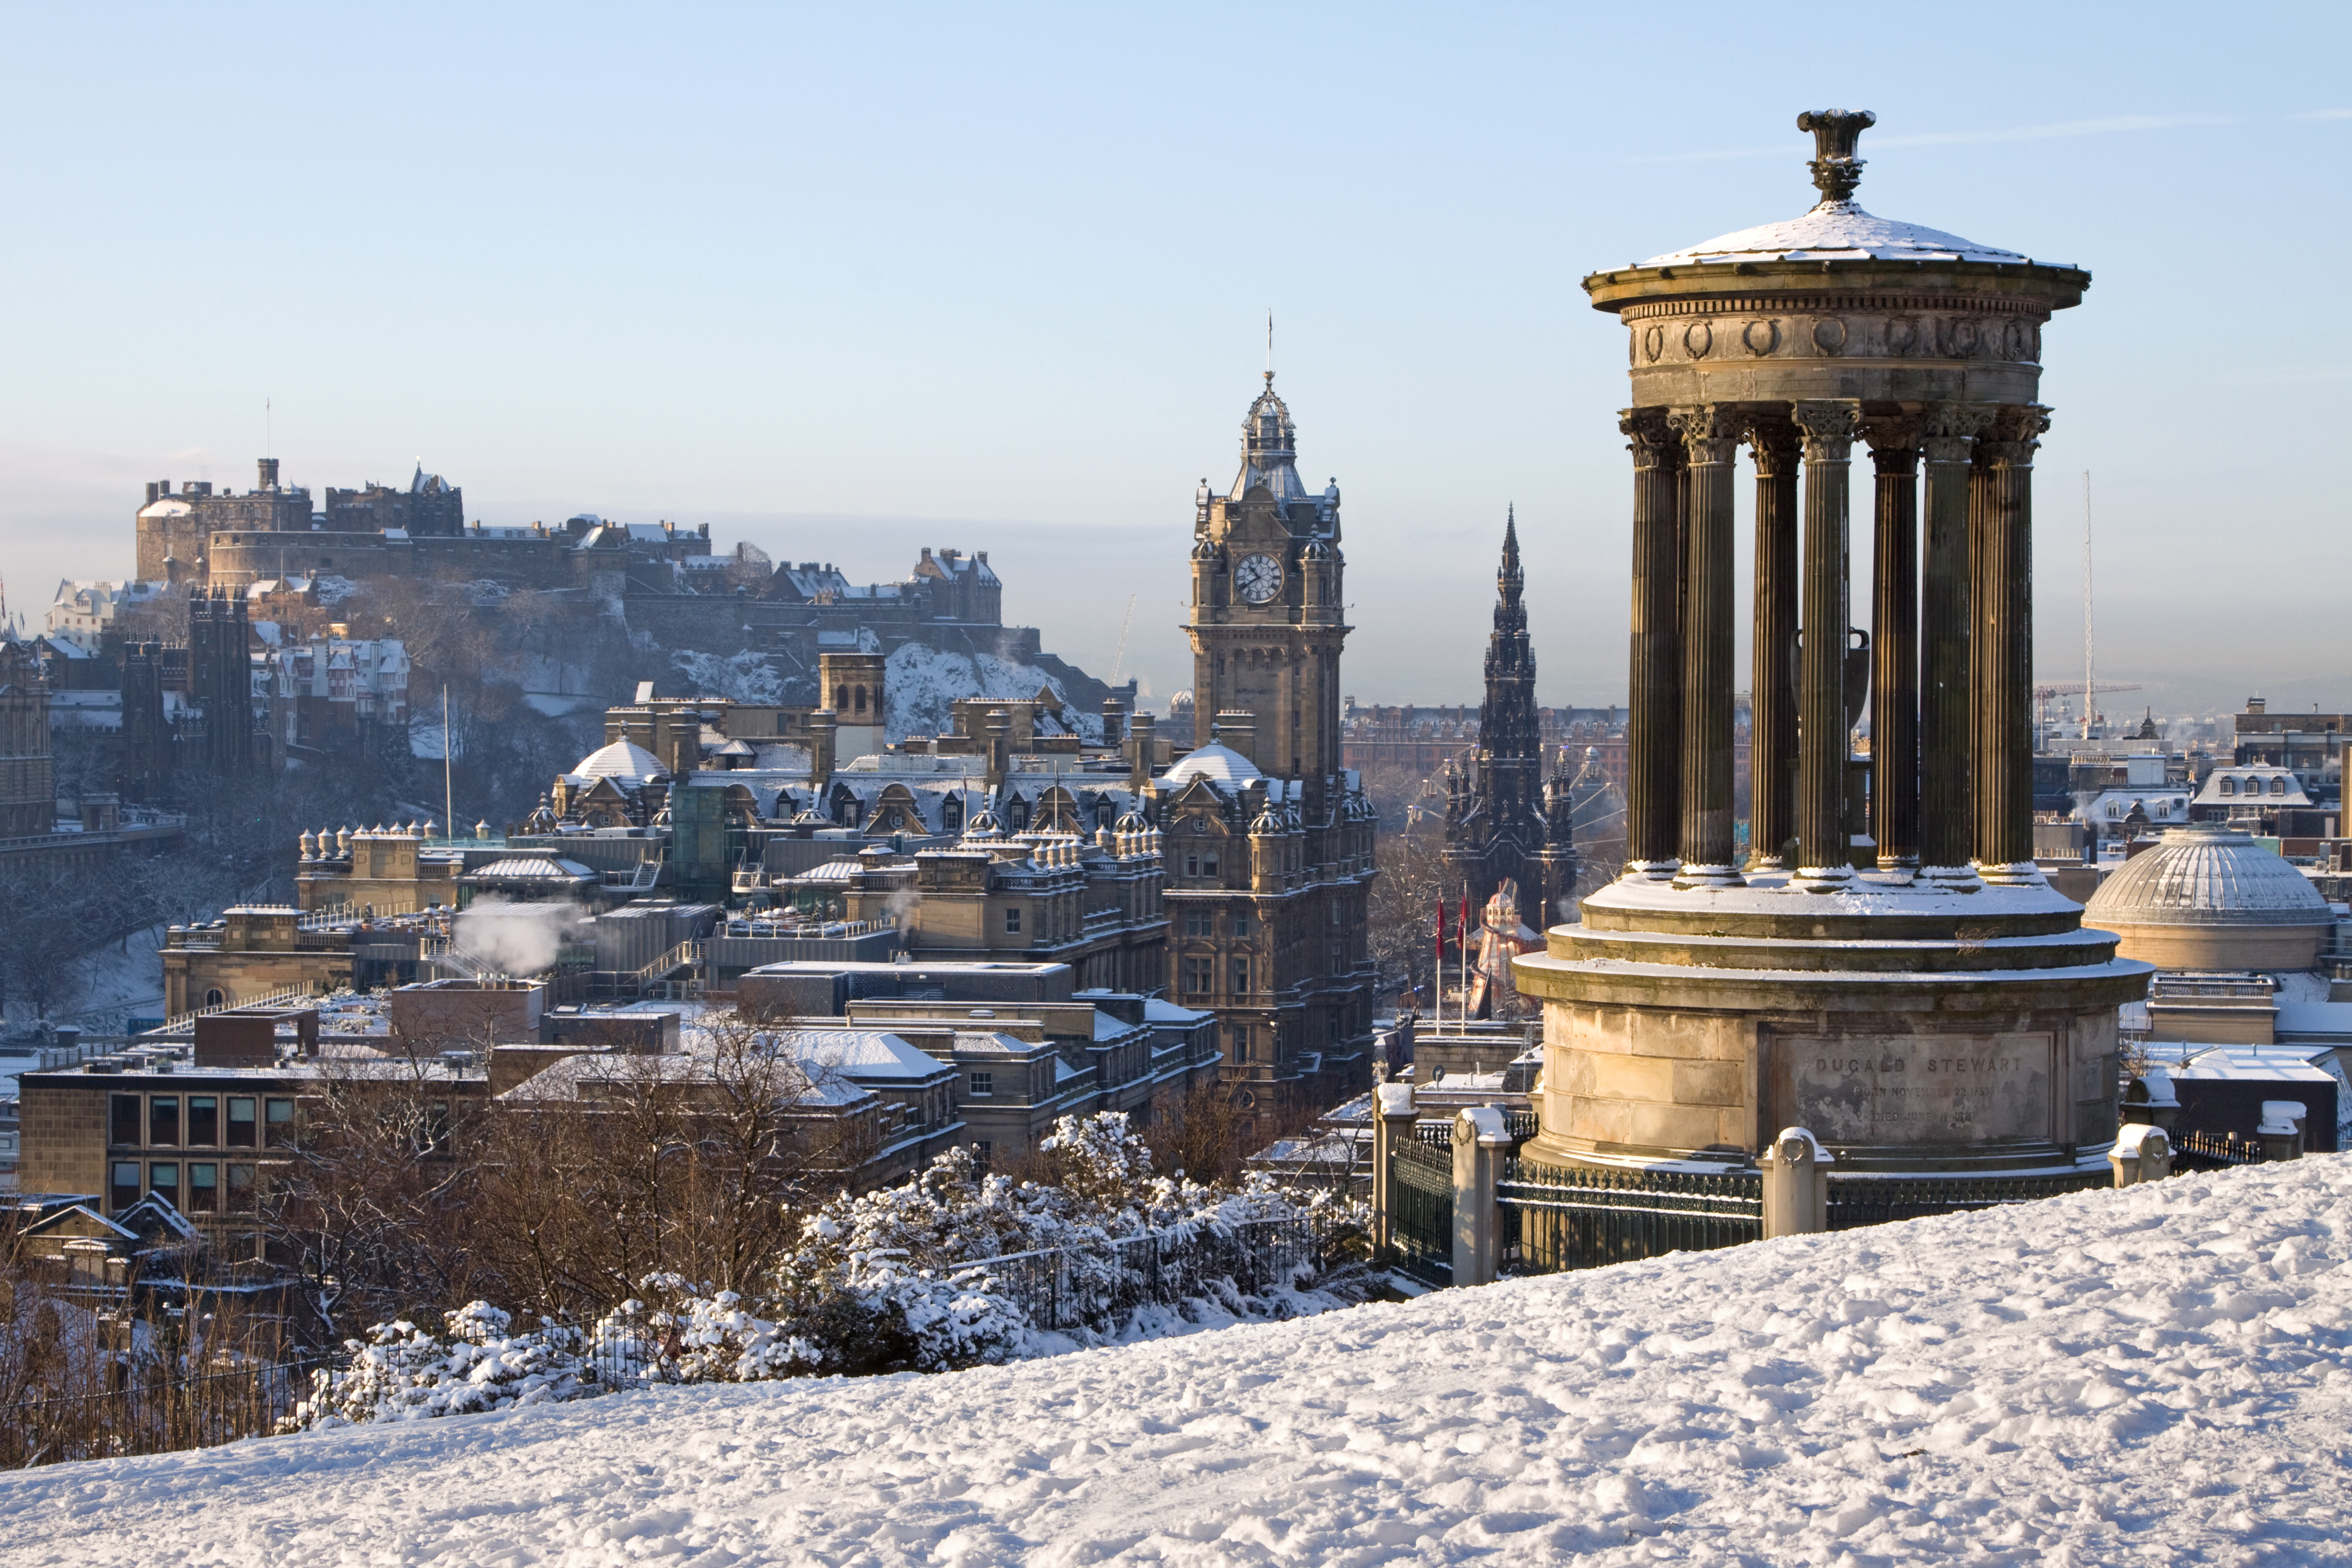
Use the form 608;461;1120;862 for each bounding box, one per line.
8;1158;2352;1565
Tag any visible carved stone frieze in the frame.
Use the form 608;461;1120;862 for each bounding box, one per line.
1623;306;2040;368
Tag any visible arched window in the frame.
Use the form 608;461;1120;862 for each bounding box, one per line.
2271;776;2287;796
833;685;848;709
204;988;224;1007
855;686;868;715
2219;777;2237;795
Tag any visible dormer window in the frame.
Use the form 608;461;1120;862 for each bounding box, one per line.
2219;777;2237;795
2270;777;2287;796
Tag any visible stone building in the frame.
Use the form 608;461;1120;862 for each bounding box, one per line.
1442;511;1578;922
1164;374;1381;1123
323;465;464;537
0;640;56;838
1516;111;2148;1175
187;587;256;771
135;461;312;583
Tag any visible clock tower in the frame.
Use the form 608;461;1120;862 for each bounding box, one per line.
1185;372;1347;783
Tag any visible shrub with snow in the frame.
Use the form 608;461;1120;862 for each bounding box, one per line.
285;1302;591;1429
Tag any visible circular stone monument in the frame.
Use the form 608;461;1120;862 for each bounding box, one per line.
1514;111;2151;1175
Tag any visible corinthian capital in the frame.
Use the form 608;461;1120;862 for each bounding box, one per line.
1790;400;1863;462
1975;404;2053;469
1919;402;1995;465
1742;411;1803;478
1666;404;1743;467
1619;408;1679;471
1862;411;1923;475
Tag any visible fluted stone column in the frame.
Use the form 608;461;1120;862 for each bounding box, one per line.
1622;409;1684;878
1669;405;1743;884
1969;405;2051;881
1919;404;1990;880
1864;414;1922;873
1745;414;1801;872
1792;400;1862;887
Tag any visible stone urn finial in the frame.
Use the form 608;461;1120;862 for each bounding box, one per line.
1796;108;1875;203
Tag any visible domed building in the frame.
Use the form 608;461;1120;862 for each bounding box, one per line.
2083;824;2335;972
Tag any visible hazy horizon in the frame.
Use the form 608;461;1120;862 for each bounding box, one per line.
3;4;2345;724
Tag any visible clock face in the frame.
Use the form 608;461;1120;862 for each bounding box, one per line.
1235;552;1284;604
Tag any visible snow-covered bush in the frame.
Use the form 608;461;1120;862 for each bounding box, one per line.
590;1274;826;1384
284;1302;590;1429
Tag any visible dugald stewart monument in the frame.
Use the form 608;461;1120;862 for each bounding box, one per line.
1516;111;2153;1176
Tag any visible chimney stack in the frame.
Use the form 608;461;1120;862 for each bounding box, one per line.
1217;709;1258;765
808;709;837;794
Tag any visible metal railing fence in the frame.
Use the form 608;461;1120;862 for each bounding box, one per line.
1498;1158;1763;1275
1825;1169;2111;1229
0;1356;327;1470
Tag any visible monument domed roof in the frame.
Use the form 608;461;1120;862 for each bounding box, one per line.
1159;741;1263;789
2083;826;2333;930
1642;200;2029;268
569;739;669;786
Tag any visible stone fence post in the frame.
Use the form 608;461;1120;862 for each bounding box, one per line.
2107;1122;2173;1186
1370;1081;1417;1252
1452;1106;1511;1287
2259;1101;2307;1164
1759;1127;1831;1239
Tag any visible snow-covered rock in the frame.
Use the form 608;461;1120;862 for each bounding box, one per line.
9;1158;2352;1563
886;642;1103;743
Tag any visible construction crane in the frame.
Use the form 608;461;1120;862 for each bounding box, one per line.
1108;594;1137;686
2034;680;2142;736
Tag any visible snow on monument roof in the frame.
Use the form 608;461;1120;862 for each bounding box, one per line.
1156;740;1261;788
1643;199;2032;267
16;1157;2352;1563
2084;823;2333;928
567;738;668;786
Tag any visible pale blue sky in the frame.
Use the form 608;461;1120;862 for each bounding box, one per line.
2;3;2345;720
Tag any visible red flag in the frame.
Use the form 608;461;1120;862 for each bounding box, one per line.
1460;891;1472;950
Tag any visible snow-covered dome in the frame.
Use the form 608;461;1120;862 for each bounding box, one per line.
1158;741;1262;789
1638;110;2046;269
569;739;669;786
963;807;1005;841
2082;825;2333;972
1642;201;2029;268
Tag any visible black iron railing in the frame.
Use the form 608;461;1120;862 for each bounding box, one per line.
2171;1129;2264;1173
971;1219;1318;1332
1825;1168;2110;1229
1389;1139;1455;1285
1498;1158;1762;1274
0;1356;327;1470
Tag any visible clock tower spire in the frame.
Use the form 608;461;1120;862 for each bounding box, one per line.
1184;373;1347;782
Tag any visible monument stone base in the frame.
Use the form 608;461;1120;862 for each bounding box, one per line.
1512;871;2153;1175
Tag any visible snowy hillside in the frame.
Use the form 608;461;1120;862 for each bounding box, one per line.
9;1158;2352;1564
887;643;1103;743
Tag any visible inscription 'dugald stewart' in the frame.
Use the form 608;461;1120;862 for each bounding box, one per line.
1778;1033;2053;1146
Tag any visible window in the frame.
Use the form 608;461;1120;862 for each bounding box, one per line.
1231;959;1251;995
1184;854;1199;877
188;1163;218;1213
1004;907;1022;933
149;1162;179;1202
2219;777;2237;795
1182;909;1211;937
2271;777;2287;796
974;1141;993;1167
2107;802;2122;819
204;988;225;1007
1232;912;1251;938
110;1162;140;1211
227;1097;256;1148
227;1164;256;1212
187;1096;218;1146
1183;957;1212;995
1202;853;1219;877
968;1072;994;1097
149;1096;179;1148
1233;1028;1251;1064
111;1094;140;1147
264;1098;295;1147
